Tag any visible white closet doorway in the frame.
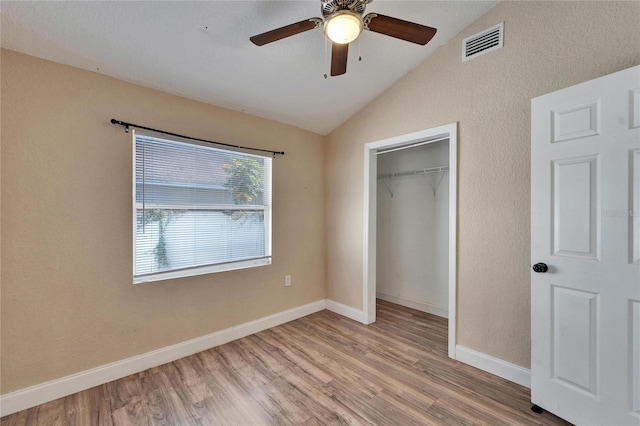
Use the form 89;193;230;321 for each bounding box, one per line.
377;138;450;317
363;123;457;358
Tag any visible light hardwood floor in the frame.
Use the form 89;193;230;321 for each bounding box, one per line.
1;300;572;425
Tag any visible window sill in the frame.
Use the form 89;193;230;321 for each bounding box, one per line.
133;257;272;284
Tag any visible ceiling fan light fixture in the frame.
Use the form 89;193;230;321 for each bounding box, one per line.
324;11;363;44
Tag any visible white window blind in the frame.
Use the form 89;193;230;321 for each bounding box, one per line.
133;131;272;283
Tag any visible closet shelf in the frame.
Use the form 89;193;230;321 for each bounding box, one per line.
378;165;449;197
377;165;449;180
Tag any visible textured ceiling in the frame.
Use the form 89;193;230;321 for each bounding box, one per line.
1;1;496;135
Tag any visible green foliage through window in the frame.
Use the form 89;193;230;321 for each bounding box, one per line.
223;156;264;221
137;209;184;269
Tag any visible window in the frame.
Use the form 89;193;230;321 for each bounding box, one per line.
133;131;272;283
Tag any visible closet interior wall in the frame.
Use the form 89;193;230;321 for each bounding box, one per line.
376;139;450;318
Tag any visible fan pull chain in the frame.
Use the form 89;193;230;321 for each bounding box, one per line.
324;37;328;79
358;36;362;61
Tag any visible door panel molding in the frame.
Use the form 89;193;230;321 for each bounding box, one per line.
631;149;640;265
551;155;599;260
630;300;640;417
551;285;599;396
631;88;640;129
551;99;600;143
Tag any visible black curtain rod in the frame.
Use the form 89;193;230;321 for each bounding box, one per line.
110;119;285;157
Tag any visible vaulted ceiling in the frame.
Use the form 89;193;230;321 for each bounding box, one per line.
1;1;496;134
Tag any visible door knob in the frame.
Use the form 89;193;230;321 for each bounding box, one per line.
532;263;548;273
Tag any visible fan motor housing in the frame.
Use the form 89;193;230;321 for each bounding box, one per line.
321;0;371;17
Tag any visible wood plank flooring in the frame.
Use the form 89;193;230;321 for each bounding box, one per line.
1;300;572;425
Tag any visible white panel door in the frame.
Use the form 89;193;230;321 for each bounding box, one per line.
531;65;640;425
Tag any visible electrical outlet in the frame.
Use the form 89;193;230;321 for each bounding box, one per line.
284;275;292;287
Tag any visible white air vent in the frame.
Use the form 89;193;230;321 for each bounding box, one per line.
462;22;503;62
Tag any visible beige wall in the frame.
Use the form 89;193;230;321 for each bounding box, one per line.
325;1;640;367
2;0;639;396
0;49;326;393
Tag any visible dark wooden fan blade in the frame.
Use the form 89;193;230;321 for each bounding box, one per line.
331;42;349;76
250;18;321;46
364;14;437;45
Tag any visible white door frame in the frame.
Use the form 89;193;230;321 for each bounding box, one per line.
363;122;458;358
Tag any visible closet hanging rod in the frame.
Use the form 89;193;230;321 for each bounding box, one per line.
377;165;449;180
375;136;449;155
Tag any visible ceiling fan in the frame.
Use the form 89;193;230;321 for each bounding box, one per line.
250;0;437;77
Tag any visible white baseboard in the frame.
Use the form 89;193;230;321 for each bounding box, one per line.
376;291;448;318
325;299;366;323
0;300;326;417
455;345;531;388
